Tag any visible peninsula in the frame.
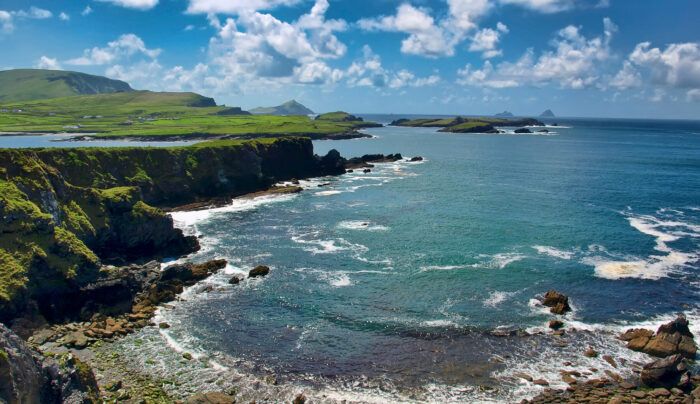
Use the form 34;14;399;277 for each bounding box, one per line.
390;116;544;133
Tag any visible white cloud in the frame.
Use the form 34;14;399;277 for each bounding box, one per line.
628;42;700;89
358;0;493;58
469;22;508;58
82;6;93;16
95;0;159;10
207;0;346;86
0;11;13;35
36;56;62;70
59;12;70;21
458;18;616;89
347;45;440;89
499;0;575;13
609;61;641;90
687;89;700;102
184;24;195;31
14;7;53;19
185;0;301;14
67;33;162;65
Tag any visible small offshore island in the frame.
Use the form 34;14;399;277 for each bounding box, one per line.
0;69;699;404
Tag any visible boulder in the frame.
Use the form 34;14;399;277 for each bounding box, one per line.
621;315;697;359
409;156;424;162
228;276;243;285
514;128;533;134
293;393;307;404
363;169;371;173
641;354;689;388
249;265;270;278
549;320;564;330
542;290;571;315
537;129;549;133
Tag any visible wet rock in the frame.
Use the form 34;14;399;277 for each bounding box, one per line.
619;381;636;389
363;168;371;173
293;393;307;404
603;355;618;368
104;380;123;392
585;349;598;358
645;314;697;359
409;156;424;162
542;290;571;315
515;373;534;382
158;322;170;329
291;178;300;185
345;169;354;173
562;373;577;384
537;129;549;133
249;265;270;278
183;353;193;360
641;354;689;388
514;128;533;134
652;387;671;397
533;379;549;386
228;276;243;285
186;391;236;404
549;320;564;330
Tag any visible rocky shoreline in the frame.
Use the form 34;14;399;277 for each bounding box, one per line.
0;143;412;403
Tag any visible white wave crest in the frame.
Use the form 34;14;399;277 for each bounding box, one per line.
337;220;390;232
532;245;573;260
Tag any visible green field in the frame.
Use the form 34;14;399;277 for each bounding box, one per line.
0;91;374;140
391;116;544;133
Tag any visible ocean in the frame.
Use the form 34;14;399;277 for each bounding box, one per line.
110;116;699;402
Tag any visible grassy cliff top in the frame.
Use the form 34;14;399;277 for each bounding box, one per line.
392;116;544;128
0;93;374;140
0;69;133;103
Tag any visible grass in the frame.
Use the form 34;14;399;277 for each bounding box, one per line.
0;92;370;140
393;116;544;133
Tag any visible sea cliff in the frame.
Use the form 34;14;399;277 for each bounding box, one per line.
0;137;349;326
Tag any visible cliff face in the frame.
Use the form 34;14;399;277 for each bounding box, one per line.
0;137;342;323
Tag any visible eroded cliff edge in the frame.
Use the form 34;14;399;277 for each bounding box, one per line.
0;137;348;326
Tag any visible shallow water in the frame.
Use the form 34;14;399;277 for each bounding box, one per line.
117;117;699;402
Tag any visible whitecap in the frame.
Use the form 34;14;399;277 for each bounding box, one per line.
337;220;390;232
477;252;526;269
314;190;342;196
291;234;369;255
483;290;517;308
532;245;574;260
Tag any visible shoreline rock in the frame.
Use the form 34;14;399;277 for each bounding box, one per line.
542;290;571;315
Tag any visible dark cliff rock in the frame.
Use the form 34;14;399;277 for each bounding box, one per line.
0;323;100;403
344;154;403;169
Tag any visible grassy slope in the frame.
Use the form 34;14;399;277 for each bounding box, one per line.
0;92;372;139
0;69;133;103
249;100;314;115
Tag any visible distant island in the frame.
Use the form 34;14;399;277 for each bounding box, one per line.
495;111;514;117
391;116;544;133
540;109;556;118
0;69;133;103
250;99;314;115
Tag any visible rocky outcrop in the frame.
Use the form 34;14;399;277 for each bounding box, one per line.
249;265;270;278
620;314;697;359
542;290;571;315
640;354;691;389
514;128;532;134
0;323;99;403
343;154;403;169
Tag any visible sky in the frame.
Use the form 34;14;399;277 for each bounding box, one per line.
0;0;699;119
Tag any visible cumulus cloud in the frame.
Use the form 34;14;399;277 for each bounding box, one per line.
499;0;575;13
628;42;700;89
82;6;93;16
67;33;162;65
207;0;347;86
458;18;616;89
609;61;641;90
687;89;700;102
347;45;440;89
95;0;159;10
36;56;62;70
185;0;301;14
0;6;54;36
358;0;492;58
59;12;70;21
469;22;509;58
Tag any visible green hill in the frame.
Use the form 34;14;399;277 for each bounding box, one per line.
250;100;314;115
0;69;134;103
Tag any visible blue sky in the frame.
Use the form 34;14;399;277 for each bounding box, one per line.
0;0;699;118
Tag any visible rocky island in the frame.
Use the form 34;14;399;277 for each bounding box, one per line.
390;116;545;133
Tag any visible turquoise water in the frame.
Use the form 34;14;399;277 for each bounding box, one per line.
122;118;698;402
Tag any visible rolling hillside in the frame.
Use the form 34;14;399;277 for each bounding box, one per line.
0;69;134;103
250;100;314;115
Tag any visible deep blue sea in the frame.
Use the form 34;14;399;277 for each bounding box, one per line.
47;117;700;402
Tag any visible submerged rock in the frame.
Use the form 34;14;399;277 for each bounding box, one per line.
542;290;571;315
249;265;270;278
